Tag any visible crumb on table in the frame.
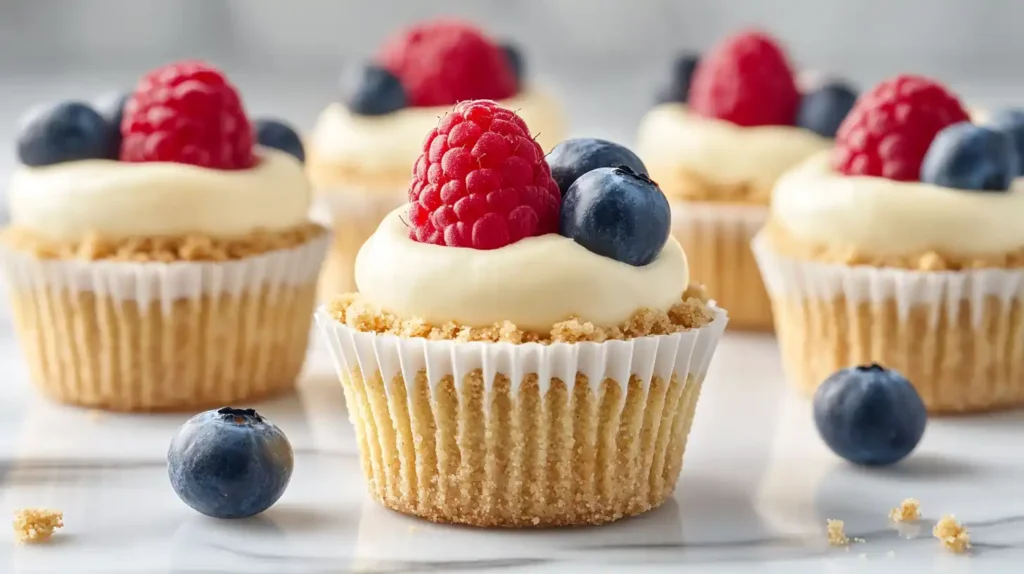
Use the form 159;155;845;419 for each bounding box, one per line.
933;514;971;554
890;498;922;522
13;509;63;543
827;519;850;546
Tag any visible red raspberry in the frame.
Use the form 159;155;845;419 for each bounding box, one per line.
120;60;255;170
833;75;969;181
378;19;516;107
689;30;800;127
407;100;560;250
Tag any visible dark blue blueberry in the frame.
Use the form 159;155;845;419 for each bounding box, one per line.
168;407;293;519
346;64;407;116
17;101;118;166
253;118;305;163
813;364;927;467
656;53;700;104
795;81;858;138
546;138;649;196
921;122;1019;192
500;42;525;87
987;109;1024;176
559;165;670;266
93;92;129;159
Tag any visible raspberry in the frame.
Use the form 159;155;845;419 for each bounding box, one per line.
407;100;560;250
833;75;969;181
689;30;799;127
120;60;255;170
378;19;516;107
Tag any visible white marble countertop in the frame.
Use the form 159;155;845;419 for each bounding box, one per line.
0;322;1021;573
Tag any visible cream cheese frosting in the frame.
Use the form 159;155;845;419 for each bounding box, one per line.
9;147;311;241
308;89;565;175
772;151;1024;256
354;207;690;331
636;103;831;189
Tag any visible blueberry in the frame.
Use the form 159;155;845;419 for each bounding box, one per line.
655;53;700;104
560;165;670;266
796;81;858;138
921;122;1019;192
168;407;293;519
546;138;649;197
93;92;129;159
346;64;407;116
253;118;305;163
987;109;1024;176
500;42;525;87
813;364;927;467
17;101;118;166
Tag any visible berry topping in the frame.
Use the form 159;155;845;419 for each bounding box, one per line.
500;42;525;89
546;138;649;196
168;407;294;519
796;81;858;138
120;60;255;170
17;101;118;166
921;122;1018;192
378;20;517;107
688;30;799;127
813;364;926;467
407;100;559;249
832;75;969;181
253;118;305;163
988;109;1024;176
93;91;129;155
656;53;700;104
559;165;671;267
346;64;408;116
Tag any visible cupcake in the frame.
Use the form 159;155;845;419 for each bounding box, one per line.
316;100;727;527
306;19;565;298
1;61;330;412
754;74;1024;413
637;30;856;330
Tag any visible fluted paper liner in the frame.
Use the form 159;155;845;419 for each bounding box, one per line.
671;201;772;330
0;234;330;412
315;305;728;527
752;233;1024;413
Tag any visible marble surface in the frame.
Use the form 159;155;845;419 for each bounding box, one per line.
0;322;1022;573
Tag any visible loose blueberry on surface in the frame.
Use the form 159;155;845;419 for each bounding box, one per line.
546;138;649;196
346;64;408;116
253;118;305;163
559;165;670;266
17;101;118;166
813;364;927;467
500;42;525;88
921;122;1019;192
795;81;858;138
987;109;1024;176
656;53;700;104
168;407;293;519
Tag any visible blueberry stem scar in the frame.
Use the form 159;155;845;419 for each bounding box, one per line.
216;407;262;424
612;165;658;187
856;363;886;372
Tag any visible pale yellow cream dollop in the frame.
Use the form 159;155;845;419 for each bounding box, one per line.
308;89;565;175
354;207;690;331
636;103;831;189
772;151;1024;257
9;148;311;241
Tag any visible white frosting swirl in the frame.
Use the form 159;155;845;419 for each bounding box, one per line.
355;207;690;331
772;152;1024;256
9;148;311;241
307;89;565;174
636;103;831;188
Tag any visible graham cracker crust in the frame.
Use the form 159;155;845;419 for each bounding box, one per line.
343;367;703;527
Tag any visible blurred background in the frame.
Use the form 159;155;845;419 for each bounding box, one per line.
1;0;1023;207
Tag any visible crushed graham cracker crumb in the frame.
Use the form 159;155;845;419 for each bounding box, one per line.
13;509;63;543
1;223;326;262
827;519;850;546
328;285;714;343
889;498;921;523
933;515;971;554
762;217;1024;271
